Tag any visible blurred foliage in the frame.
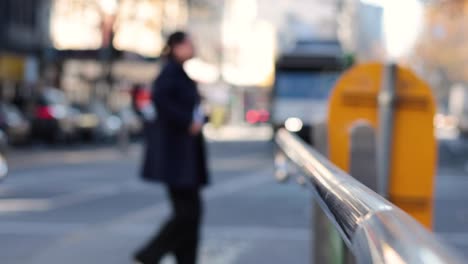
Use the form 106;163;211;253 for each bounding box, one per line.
412;0;468;101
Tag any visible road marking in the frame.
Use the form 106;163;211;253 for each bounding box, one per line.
115;168;274;224
0;181;148;214
1;166;134;191
4;152;265;189
32;233;252;264
0;220;308;241
0;221;85;235
50;184;128;208
0;156;273;214
8;145;141;171
5;167;275;239
113;225;309;242
0;199;52;213
210;156;271;171
0;165;274;225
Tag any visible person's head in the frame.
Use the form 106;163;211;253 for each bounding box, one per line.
164;31;194;63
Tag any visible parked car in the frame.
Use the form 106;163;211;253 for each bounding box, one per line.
32;88;78;143
90;100;122;140
73;101;122;141
71;104;100;141
246;109;270;125
0;129;9;182
0;102;31;144
118;106;143;137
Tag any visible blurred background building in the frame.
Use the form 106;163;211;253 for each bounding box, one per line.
0;0;468;142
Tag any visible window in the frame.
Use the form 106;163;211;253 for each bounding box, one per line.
7;0;37;28
275;71;340;99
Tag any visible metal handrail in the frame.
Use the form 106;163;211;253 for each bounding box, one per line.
275;129;464;264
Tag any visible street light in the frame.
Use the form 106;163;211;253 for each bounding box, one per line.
383;0;423;61
98;0;118;16
360;0;424;61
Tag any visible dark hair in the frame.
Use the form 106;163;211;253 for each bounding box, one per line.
163;31;188;59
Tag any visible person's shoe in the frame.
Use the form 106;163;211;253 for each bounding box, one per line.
133;252;147;264
133;257;145;264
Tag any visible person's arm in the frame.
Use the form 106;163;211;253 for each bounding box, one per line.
189;104;204;135
153;72;192;130
192;104;204;124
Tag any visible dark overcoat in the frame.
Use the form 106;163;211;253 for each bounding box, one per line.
141;59;209;188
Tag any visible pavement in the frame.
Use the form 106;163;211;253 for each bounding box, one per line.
0;133;467;263
436;137;468;250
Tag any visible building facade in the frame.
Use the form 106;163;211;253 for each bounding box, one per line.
0;0;51;54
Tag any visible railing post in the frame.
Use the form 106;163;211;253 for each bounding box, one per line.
312;123;348;264
312;122;377;264
276;129;465;264
312;208;347;264
347;122;378;264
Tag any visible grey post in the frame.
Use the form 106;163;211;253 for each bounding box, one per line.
118;120;130;153
311;122;377;264
350;122;377;191
312;122;345;264
377;63;397;197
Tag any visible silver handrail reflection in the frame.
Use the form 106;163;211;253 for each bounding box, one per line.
275;129;464;264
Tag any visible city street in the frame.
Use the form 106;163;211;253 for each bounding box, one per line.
0;139;310;264
0;136;467;263
2;0;468;263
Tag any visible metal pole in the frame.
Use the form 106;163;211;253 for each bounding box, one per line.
312;122;348;264
377;63;397;197
118;121;130;154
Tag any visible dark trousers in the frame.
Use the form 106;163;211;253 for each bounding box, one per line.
137;188;202;264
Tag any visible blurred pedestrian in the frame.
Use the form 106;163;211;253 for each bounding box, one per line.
135;31;209;264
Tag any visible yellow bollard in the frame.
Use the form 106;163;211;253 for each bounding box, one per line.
327;63;437;229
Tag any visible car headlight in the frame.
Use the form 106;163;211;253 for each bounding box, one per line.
0;154;8;181
51;105;67;119
106;116;122;131
285;118;303;132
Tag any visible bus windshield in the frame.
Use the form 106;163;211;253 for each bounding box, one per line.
275;71;340;99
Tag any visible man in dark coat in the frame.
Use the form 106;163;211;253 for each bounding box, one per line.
135;31;209;264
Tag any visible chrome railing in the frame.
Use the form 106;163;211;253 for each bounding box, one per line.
275;129;464;264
